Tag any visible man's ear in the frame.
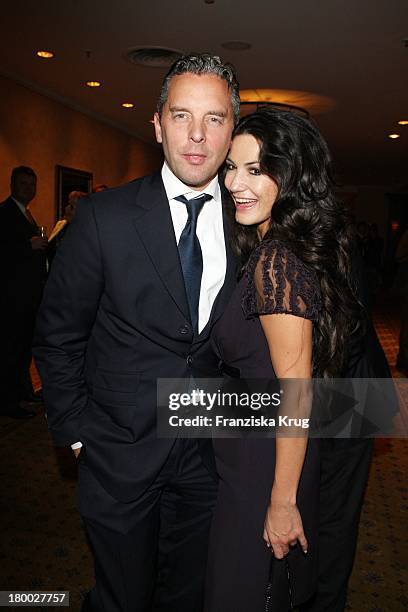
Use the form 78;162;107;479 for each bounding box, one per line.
153;113;163;144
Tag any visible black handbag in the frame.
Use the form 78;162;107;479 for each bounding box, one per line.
265;556;294;611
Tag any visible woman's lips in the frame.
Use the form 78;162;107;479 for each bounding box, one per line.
234;197;257;210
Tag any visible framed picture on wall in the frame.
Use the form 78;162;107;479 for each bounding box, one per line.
56;165;93;220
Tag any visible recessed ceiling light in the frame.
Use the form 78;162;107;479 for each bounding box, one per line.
37;50;54;59
125;47;183;68
122;102;134;108
86;81;101;88
221;41;252;51
398;120;408;125
388;133;400;139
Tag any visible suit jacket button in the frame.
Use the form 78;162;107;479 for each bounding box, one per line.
179;325;190;335
186;355;193;366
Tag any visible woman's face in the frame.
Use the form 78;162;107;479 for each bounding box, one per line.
225;134;279;238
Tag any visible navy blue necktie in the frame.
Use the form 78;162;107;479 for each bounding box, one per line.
175;194;212;334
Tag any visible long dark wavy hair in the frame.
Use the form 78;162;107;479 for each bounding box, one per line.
226;108;364;377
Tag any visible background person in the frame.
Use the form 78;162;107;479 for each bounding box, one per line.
92;184;108;193
47;191;87;266
64;190;87;223
395;227;408;374
0;166;47;418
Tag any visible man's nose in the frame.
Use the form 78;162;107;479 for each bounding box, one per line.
189;119;205;143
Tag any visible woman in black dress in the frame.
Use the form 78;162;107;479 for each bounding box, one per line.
204;109;363;611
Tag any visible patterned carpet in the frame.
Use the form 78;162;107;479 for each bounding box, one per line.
0;415;91;611
347;439;408;611
0;298;407;611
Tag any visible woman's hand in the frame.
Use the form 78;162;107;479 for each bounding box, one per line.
263;495;308;559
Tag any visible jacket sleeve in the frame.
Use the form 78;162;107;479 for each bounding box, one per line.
0;202;36;261
33;196;104;446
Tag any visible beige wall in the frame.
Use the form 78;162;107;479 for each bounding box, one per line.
0;75;162;229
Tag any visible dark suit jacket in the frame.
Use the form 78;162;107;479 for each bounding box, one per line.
34;173;237;502
0;197;47;312
345;252;397;435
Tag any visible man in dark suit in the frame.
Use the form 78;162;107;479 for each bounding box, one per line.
34;54;239;612
0;166;48;419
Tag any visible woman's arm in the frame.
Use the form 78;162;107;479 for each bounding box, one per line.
260;312;313;559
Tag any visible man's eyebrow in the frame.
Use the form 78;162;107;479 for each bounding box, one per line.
169;107;227;118
206;110;227;118
169;106;190;113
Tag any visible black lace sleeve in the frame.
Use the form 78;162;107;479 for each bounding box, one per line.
242;240;321;320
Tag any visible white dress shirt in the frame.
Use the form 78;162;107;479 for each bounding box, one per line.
162;162;227;334
71;165;227;450
11;197;29;219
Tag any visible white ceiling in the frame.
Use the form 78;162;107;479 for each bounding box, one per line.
1;0;407;186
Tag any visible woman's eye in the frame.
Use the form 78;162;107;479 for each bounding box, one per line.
249;168;261;175
225;163;235;171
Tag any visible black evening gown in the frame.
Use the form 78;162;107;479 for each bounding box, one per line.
204;240;322;612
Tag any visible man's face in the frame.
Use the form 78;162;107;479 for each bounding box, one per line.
11;173;37;206
154;73;234;190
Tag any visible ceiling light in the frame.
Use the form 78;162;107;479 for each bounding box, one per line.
86;81;101;88
388;134;400;139
37;50;54;59
239;89;335;117
125;47;183;68
122;102;134;108
398;120;408;125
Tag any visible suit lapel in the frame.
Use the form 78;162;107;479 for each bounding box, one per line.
7;198;38;237
132;173;191;322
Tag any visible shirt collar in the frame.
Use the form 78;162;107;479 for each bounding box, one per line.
11;196;27;215
161;162;220;202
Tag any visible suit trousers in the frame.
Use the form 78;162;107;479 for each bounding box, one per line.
299;438;373;612
0;300;37;410
78;439;218;612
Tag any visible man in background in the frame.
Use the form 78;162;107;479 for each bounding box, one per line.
395;227;408;374
0;166;47;418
